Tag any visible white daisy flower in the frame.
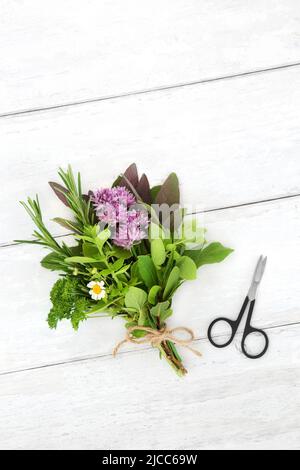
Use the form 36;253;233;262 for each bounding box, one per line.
87;280;106;301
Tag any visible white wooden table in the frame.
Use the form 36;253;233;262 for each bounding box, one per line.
1;0;300;450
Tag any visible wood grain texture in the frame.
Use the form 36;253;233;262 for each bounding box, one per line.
1;323;299;450
1;0;300;114
1;196;299;375
1;65;300;245
1;1;300;449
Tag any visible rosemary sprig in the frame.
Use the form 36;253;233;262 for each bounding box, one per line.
56;165;95;229
15;195;71;256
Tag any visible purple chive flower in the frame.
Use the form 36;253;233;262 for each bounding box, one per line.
91;186;149;249
92;187;136;207
115;208;149;249
91;187;135;223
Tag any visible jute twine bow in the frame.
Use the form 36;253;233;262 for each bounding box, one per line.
112;326;202;357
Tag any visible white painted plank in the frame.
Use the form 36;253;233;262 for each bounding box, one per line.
0;197;299;375
1;66;300;245
0;324;299;450
1;0;300;114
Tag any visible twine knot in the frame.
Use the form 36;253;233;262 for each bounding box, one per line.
113;326;202;357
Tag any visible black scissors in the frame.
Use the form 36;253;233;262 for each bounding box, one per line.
207;255;269;359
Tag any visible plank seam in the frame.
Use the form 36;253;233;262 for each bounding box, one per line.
1;61;300;119
1;321;299;378
2;192;299;249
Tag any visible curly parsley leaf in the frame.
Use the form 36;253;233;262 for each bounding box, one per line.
47;277;89;330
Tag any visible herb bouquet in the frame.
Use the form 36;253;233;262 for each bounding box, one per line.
18;164;232;376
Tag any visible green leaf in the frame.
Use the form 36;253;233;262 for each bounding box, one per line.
125;320;150;337
150;185;161;203
163;266;180;300
151;238;166;266
137;255;158;288
125;286;147;311
155;173;180;206
138;307;148;326
95;228;111;253
176;256;197;280
185;242;233;268
161;308;173;323
115;264;130;275
179;218;206;246
130;260;139;278
131;328;149;338
99;268;112;276
150;301;170;318
111;258;124;272
111;246;132;259
100;260;125;276
68;245;82;256
124;321;137;329
52;217;81;233
83;243;99;258
41;252;65;271
64;256;99;264
183;248;202;266
148;285;162;305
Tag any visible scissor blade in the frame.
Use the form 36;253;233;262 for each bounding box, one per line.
254;255;267;283
248;255;267;300
252;255;262;281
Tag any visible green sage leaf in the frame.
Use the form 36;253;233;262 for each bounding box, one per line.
137;255;158;288
150;301;170;318
148;285;162;305
185;242;233;268
163;266;180;300
125;286;147;311
176;255;197;280
151;238;166;266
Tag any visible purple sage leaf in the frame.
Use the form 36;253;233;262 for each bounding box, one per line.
136;174;151;204
49;182;70;207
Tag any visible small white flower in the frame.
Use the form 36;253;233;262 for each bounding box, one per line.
87;280;106;301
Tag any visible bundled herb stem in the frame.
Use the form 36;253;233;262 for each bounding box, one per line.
17;163;233;376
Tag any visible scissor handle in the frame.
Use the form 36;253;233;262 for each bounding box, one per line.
207;317;238;348
241;327;269;359
241;299;269;359
207;297;249;348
